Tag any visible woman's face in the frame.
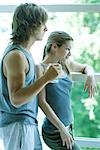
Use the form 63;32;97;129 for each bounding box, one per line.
56;40;73;60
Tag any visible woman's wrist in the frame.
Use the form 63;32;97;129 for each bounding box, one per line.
58;123;68;133
84;66;94;76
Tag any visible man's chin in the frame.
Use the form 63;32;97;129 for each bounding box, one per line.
66;55;70;59
65;56;68;59
37;38;43;41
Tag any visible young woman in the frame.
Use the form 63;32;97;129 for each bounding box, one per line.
37;31;97;150
0;4;66;150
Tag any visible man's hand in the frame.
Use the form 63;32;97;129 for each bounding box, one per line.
44;63;63;82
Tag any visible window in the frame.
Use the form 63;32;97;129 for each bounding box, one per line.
0;1;100;149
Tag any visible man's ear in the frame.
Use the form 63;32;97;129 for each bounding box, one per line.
51;43;57;49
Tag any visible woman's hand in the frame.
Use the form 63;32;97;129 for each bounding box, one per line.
59;126;74;150
84;75;97;98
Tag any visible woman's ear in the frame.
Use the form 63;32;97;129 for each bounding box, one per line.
50;43;58;55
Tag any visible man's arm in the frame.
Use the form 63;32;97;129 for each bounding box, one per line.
4;50;60;108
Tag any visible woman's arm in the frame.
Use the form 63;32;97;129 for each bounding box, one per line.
36;64;74;150
66;59;97;97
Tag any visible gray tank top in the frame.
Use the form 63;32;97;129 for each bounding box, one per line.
42;74;74;132
0;44;38;127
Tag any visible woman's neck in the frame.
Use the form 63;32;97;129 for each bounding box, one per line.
43;55;70;75
43;54;59;64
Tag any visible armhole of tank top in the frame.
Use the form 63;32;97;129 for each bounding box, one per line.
17;50;30;76
12;48;30;75
3;48;30;76
65;66;70;76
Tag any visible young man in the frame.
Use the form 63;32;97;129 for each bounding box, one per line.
0;3;65;150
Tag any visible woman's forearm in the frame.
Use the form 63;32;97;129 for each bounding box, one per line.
83;65;97;97
83;65;94;76
39;100;65;131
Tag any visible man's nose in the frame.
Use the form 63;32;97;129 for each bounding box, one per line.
44;25;48;31
68;51;71;56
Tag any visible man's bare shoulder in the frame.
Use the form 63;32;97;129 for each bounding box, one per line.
3;49;28;75
4;49;26;63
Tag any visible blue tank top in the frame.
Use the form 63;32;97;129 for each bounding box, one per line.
0;44;38;127
42;75;74;132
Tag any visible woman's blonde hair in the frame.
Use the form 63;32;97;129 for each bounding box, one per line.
43;31;73;59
